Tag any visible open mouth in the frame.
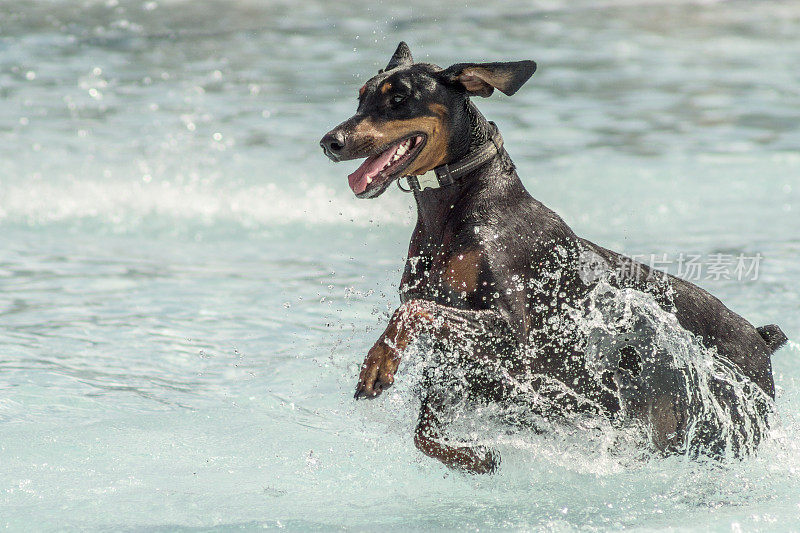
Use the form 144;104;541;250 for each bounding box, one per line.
348;134;426;198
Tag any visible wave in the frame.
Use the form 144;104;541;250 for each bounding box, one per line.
0;179;413;230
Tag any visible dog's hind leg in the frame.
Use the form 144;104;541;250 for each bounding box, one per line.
414;390;500;474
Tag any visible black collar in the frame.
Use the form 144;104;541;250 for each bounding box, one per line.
399;122;504;193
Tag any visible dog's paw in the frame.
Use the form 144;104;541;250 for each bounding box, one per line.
354;341;400;400
462;446;501;475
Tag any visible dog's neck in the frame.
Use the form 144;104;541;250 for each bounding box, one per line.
464;100;494;154
412;101;523;235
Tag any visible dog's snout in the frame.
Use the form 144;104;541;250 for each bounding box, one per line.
320;129;347;161
322;130;346;152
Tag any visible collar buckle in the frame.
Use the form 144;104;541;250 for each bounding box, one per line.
436;164;454;187
416;169;441;191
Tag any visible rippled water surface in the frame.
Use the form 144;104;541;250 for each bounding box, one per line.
1;0;799;530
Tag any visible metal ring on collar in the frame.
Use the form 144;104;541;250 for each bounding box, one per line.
397;176;413;193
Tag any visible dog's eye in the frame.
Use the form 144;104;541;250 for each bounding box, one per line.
391;94;407;105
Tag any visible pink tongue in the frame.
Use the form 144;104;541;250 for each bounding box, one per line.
348;144;398;194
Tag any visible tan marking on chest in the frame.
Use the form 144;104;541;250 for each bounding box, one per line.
444;249;481;294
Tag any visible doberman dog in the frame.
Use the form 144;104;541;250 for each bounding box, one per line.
320;42;788;473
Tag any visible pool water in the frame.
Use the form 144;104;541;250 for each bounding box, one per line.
1;0;799;530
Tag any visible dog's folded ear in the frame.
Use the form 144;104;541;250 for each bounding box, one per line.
440;60;537;97
385;41;414;71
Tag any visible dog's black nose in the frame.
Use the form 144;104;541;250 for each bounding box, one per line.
320;130;346;161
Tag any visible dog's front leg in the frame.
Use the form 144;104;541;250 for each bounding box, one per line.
353;299;512;474
354;299;513;399
415;391;500;474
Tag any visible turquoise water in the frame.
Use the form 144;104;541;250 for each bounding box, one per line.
1;0;799;530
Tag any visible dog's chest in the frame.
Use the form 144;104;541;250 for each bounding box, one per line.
400;247;493;309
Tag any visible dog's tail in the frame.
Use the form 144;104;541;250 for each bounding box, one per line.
757;324;788;354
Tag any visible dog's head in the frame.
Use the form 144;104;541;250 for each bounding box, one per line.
320;42;536;199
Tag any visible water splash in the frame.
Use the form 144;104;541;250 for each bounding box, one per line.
577;279;774;458
377;276;775;468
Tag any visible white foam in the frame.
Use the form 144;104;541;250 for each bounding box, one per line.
0;179;414;229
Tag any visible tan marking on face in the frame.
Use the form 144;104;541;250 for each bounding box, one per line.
444;249;481;294
359;84;366;97
380;82;392;94
427;103;447;117
405;105;449;174
351;106;450;174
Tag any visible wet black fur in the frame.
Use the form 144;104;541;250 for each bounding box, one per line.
322;42;787;459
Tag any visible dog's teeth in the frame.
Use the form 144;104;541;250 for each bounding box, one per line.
366;177;372;184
